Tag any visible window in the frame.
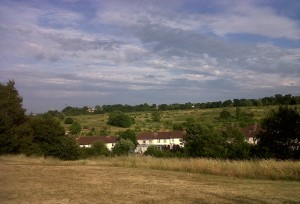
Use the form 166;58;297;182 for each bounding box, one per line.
143;140;146;144
157;139;160;143
164;139;166;143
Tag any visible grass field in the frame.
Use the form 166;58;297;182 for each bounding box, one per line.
64;105;300;136
1;155;300;203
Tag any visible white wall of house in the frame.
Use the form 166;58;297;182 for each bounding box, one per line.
136;138;184;153
80;143;115;150
246;137;257;144
106;143;115;151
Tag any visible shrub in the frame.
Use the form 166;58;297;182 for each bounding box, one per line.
107;111;134;128
118;129;138;148
112;139;135;156
219;110;231;120
144;145;163;157
69;121;81;135
64;117;74;124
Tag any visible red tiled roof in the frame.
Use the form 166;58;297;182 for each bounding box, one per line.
77;136;117;145
137;131;184;140
242;124;263;139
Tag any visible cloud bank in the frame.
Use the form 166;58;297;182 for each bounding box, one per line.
0;0;299;113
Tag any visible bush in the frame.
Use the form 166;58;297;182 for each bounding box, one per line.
112;139;135;156
69;121;81;135
91;141;110;156
144;145;163;157
64;117;74;124
219;110;231;120
118;129;138;148
107;111;134;128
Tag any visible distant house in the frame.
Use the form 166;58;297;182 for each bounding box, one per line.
87;107;96;113
77;136;117;150
136;131;185;153
242;124;263;144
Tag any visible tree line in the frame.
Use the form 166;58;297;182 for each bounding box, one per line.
61;94;300;116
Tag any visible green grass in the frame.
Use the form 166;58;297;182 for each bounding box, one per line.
63;105;300;136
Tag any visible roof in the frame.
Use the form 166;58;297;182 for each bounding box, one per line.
77;136;117;145
137;131;185;140
242;124;263;139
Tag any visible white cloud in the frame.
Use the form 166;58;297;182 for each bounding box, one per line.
204;1;300;40
1;0;300;112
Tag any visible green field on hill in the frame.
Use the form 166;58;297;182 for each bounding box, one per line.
63;105;300;136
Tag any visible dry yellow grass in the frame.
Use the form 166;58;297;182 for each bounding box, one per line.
102;156;300;181
1;155;300;203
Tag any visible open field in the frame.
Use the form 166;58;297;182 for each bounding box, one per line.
64;105;300;135
1;156;300;203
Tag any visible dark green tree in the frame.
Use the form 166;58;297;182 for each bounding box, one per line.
107;111;134;128
219;110;231;120
257;106;300;159
0;80;26;154
0;80;25;134
64;117;74;124
112;139;135;156
118;129;138;148
81;141;110;158
222;100;233;107
222;126;250;159
144;145;163;157
69;121;82;135
91;141;110;156
30;116;80;160
184;123;227;158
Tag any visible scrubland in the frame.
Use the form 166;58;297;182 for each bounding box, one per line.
66;105;300;135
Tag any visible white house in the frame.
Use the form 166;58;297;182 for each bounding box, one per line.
136;131;185;153
77;136;117;150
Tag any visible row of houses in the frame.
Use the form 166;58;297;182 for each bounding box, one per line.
77;131;185;153
77;125;261;153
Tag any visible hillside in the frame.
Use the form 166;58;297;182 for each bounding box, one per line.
63;105;300;136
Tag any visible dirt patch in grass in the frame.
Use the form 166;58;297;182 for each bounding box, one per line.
1;156;300;203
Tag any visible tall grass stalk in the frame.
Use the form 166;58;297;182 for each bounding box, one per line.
1;155;299;181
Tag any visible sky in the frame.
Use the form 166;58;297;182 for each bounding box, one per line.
1;0;300;113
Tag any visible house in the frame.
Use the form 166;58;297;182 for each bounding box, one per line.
136;131;185;153
77;136;117;150
242;124;262;144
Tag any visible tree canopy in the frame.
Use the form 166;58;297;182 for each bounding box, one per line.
107;111;134;128
0;80;80;160
0;80;25;134
257;106;300;160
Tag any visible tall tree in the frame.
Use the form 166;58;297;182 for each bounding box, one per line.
184;123;227;158
118;129;138;148
0;80;25;133
257;106;300;159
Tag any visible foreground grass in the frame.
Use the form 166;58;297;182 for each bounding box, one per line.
2;155;300;181
1;155;300;204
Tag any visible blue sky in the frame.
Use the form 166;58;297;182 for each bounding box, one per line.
0;0;300;113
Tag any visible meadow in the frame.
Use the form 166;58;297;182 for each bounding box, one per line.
64;105;300;136
1;155;300;203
